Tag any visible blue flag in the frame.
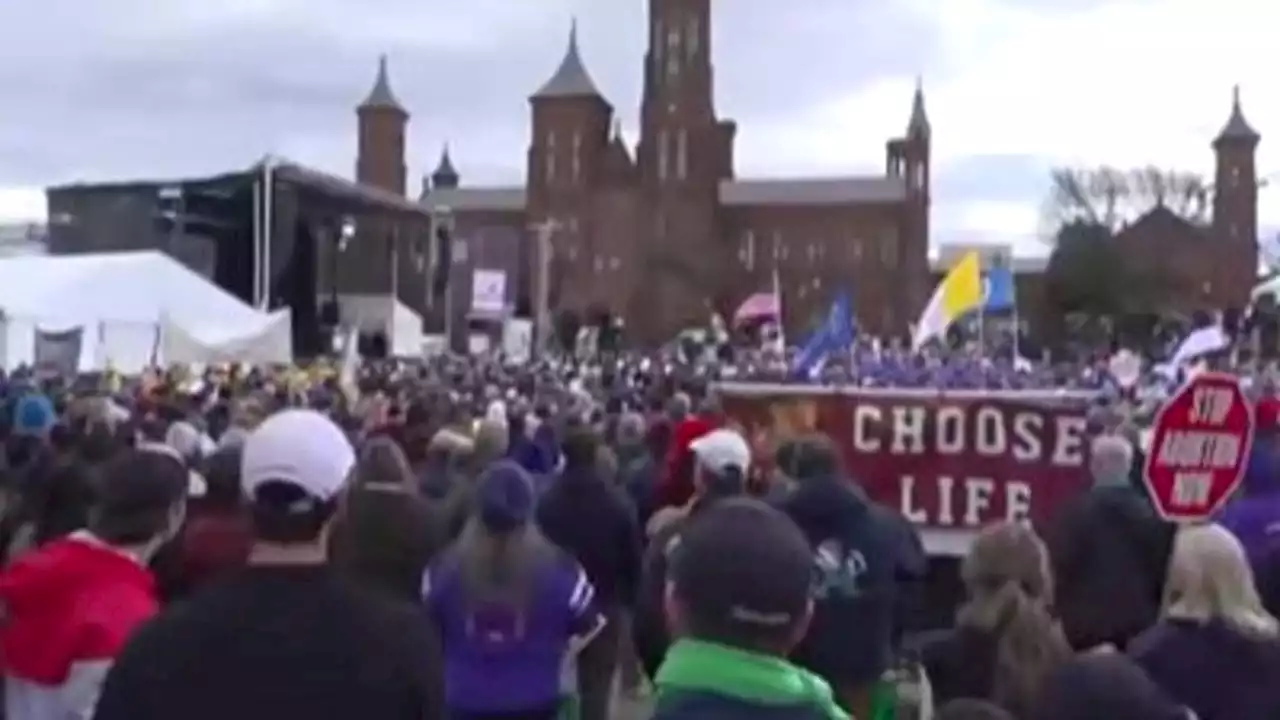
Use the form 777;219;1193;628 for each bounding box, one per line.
790;292;855;378
982;264;1016;312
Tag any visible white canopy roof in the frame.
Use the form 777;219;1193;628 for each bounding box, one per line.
0;251;284;371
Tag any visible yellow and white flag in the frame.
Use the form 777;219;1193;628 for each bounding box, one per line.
912;250;983;350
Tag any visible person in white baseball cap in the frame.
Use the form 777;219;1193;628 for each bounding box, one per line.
93;409;442;720
240;408;356;547
689;428;752;490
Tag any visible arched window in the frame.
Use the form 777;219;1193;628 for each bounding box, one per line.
657;130;670;180
546;131;557;183
572;131;582;183
676;129;688;179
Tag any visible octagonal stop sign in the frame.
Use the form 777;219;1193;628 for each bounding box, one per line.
1142;372;1255;522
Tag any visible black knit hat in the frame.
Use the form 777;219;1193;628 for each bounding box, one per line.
670;498;812;645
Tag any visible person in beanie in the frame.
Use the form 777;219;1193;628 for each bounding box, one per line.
653;498;846;720
10;391;55;439
426;460;603;720
633;428;751;680
92;409;442;720
0;447;188;720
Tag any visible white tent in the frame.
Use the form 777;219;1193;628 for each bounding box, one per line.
0;251;290;372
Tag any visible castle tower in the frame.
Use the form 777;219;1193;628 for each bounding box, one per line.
430;145;460;190
527;20;613;194
1212;85;1261;306
356;55;408;195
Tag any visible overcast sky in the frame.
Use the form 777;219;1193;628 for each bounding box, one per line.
1;0;1277;256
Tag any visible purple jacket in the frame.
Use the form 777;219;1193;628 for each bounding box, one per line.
1130;617;1280;720
1218;442;1280;566
423;548;598;713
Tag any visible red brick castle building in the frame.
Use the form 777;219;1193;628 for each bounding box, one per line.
354;0;933;343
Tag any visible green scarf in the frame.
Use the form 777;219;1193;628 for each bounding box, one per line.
655;638;849;720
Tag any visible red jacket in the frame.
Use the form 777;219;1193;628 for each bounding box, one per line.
657;416;717;509
0;533;158;719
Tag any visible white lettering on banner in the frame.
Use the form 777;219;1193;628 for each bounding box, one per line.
937;475;955;525
1051;417;1087;466
890;406;926;454
937;407;964;455
964;478;994;526
975;407;1006;455
899;475;1034;527
851;404;1087;466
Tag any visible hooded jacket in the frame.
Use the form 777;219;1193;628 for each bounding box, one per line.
536;465;642;609
0;532;160;720
779;477;906;686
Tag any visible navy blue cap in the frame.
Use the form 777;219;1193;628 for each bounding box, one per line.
476;460;535;532
670;498;812;641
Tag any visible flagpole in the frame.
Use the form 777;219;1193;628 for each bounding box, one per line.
977;303;986;356
1012;301;1021;361
772;265;785;350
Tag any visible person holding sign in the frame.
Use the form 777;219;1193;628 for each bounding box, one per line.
1218;396;1280;616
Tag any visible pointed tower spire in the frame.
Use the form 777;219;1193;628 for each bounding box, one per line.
1215;84;1260;146
360;54;406;113
531;19;605;100
431;144;460;189
907;76;930;138
609;119;631;157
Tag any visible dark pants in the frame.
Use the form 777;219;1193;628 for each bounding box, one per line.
577;605;622;720
833;682;874;720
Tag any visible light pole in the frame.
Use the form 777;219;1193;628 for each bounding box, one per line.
430;206;458;351
529;217;562;355
332;215;355;332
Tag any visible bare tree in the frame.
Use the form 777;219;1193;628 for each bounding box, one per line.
1040;165;1210;242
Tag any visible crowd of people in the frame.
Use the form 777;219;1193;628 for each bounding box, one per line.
0;348;1276;720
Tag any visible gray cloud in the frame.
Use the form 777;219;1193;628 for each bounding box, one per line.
0;0;944;191
933;153;1052;206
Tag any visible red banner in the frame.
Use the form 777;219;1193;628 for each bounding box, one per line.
717;384;1096;530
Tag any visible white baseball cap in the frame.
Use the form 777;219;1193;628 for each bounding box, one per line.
241;409;355;503
690;428;752;475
